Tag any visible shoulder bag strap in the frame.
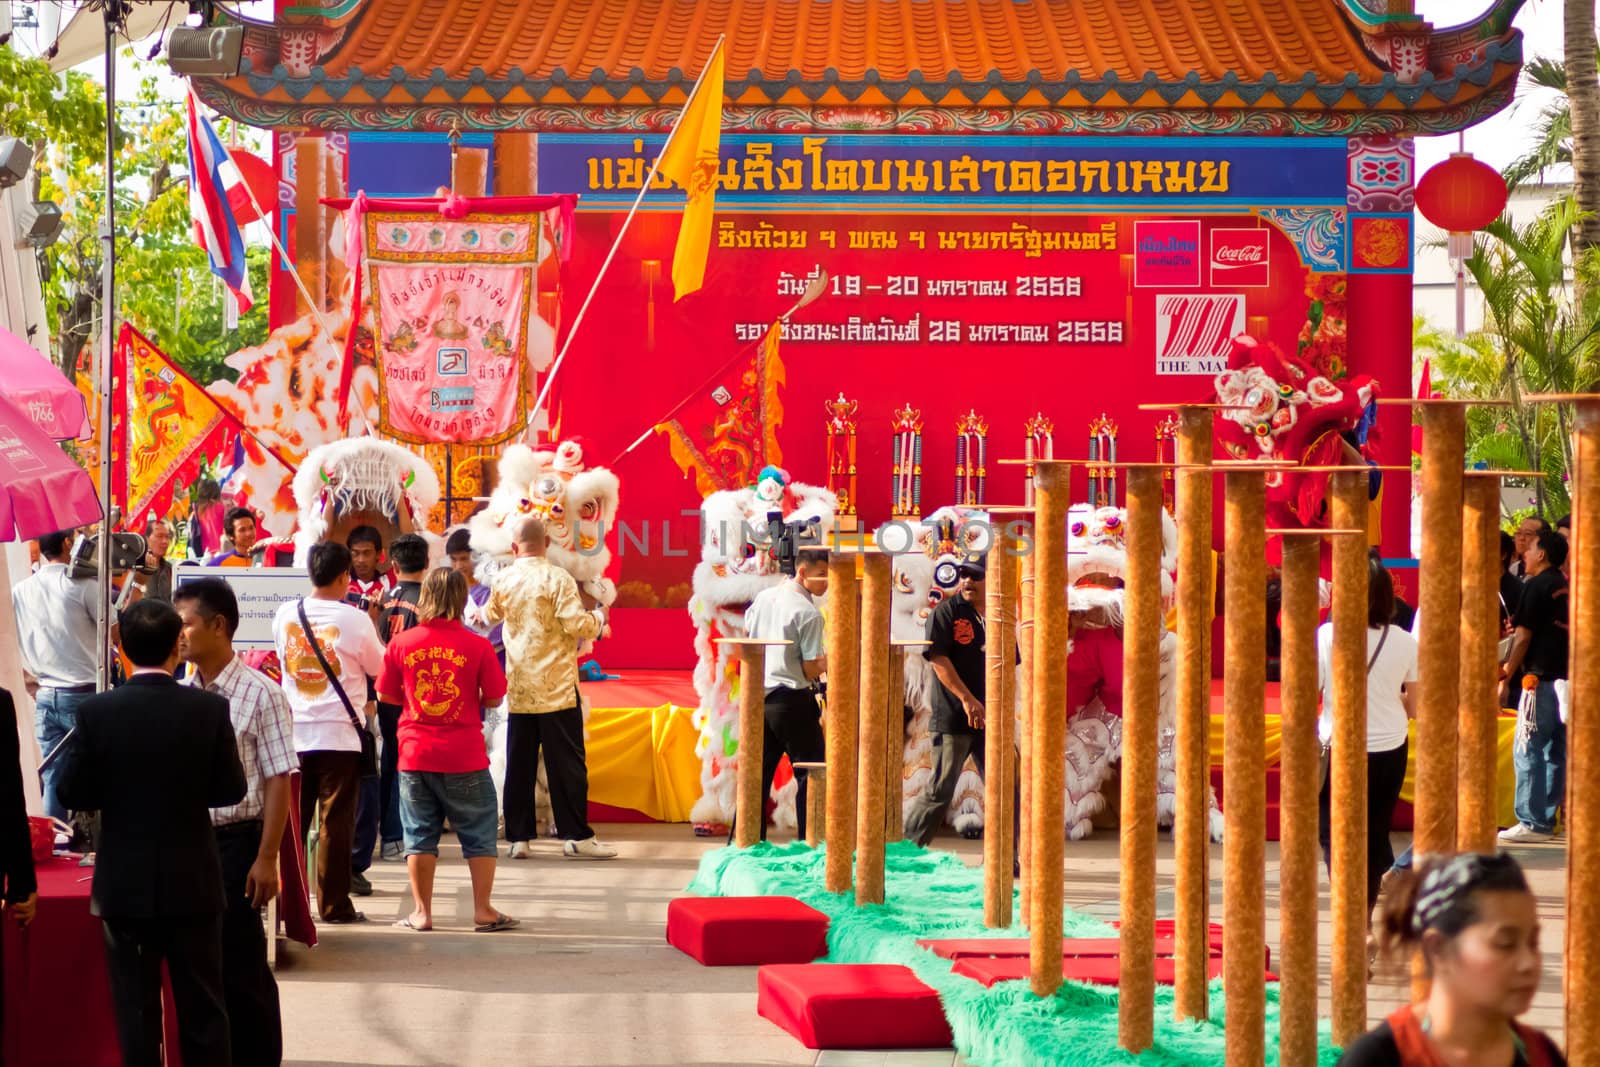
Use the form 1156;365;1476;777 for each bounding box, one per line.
296;598;363;734
1367;624;1390;675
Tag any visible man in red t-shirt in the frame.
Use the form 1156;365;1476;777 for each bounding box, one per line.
376;568;516;933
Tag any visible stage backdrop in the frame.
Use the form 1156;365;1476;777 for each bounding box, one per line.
267;131;1412;603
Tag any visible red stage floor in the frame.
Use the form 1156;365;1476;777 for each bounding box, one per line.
585;668;698;708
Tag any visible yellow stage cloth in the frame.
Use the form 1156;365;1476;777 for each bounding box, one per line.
585;705;704;823
1207;713;1519;830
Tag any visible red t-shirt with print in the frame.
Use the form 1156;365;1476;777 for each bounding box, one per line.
377;619;507;773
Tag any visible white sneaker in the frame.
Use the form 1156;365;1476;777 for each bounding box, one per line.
508;840;532;859
1498;823;1553;844
562;837;617;860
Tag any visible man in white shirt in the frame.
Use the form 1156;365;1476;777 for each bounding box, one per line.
272;541;384;924
12;530;109;820
177;577;298;1067
737;554;829;842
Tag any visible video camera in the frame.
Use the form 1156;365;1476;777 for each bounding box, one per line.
67;531;148;580
766;510;822;577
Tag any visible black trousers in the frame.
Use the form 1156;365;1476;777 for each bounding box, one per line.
504;706;594;842
101;913;230;1067
727;686;825;843
1318;736;1410;914
903;730;1022;853
215;820;282;1067
298;750;362;921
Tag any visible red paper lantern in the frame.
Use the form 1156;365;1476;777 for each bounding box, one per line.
1415;151;1508;258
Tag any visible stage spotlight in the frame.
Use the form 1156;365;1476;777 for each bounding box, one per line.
17;201;65;250
0;139;35;190
167;24;243;76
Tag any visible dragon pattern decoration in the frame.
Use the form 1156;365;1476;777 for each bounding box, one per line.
686;465;837;832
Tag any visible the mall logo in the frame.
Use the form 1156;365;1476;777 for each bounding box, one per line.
1134;220;1201;288
1209;228;1272;287
1154;294;1245;376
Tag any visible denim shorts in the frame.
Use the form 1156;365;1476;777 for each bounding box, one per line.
399;769;499;859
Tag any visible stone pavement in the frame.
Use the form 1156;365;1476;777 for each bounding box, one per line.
277;825;1568;1066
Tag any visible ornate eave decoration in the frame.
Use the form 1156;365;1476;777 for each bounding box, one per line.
193;0;1529;137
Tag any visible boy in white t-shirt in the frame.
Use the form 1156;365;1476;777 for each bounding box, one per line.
272;541;385;924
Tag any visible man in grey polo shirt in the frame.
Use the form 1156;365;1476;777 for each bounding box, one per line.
738;553;829;841
12;530;105;820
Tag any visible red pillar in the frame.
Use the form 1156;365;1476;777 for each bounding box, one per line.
1346;271;1414;564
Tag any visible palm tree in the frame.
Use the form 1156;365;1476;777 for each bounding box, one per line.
1567;0;1600;259
1504;56;1576;190
1432;199;1600;515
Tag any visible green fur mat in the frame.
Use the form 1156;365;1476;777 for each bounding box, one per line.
688;841;1344;1067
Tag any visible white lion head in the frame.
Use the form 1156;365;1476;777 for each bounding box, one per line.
292;437;441;564
691;466;836;615
1066;502;1178;619
468;437;620;605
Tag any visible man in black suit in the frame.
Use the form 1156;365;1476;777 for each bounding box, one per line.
58;599;246;1067
2;686;40;1059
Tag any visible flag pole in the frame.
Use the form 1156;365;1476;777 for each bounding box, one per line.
525;35;726;442
610;266;828;465
189;87;374;435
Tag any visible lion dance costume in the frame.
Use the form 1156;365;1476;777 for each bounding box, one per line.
686;466;836;833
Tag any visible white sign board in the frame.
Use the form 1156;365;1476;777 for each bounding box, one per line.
173;567;305;650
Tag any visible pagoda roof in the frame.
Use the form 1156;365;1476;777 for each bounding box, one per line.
195;0;1529;136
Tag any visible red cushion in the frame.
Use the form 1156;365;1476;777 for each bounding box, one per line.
667;896;829;966
952;955;1276;989
757;964;953;1050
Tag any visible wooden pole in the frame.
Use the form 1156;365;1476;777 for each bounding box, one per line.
1413;404;1466;1002
1018;549;1036;926
1415;405;1466;854
1118;468;1163;1052
1030;462;1071;996
885;645;906;843
799;764;827;847
825;554;860;894
1174;409;1214;1021
727;642;776;848
1568;401;1600;1064
856;553;892;905
1223;468;1267;1067
1277;532;1322;1067
1330;472;1370;1046
1457;476;1501;852
984;541;1017;929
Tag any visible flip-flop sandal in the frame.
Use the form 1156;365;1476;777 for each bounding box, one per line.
393;917;431;932
474;914;520;933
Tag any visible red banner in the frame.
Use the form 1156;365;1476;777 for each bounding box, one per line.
653;320;785;497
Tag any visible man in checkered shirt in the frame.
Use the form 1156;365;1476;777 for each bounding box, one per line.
175;578;298;1067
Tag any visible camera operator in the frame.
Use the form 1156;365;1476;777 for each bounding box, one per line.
736;545;829;842
11;530;133;821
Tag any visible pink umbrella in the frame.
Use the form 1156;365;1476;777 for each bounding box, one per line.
0;391;102;541
0;326;90;441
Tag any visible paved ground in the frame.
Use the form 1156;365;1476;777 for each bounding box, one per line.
276;825;1568;1066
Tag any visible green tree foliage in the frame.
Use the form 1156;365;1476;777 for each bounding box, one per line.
1419;199;1600;518
0;46;267;381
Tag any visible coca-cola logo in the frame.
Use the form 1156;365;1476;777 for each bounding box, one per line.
1209;228;1271;287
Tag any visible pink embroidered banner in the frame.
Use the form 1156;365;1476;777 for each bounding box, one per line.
364;211;546;445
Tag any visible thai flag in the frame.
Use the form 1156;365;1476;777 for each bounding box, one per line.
218;433;247;497
186;95;253;312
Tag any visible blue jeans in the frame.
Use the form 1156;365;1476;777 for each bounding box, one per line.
35;688;91;822
351;776;380;874
1514;679;1566;834
400;769;499;859
378;704;402;845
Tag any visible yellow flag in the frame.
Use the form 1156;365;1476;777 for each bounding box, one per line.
657;43;724;301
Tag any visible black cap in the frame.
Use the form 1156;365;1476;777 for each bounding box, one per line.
956;555;986;580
